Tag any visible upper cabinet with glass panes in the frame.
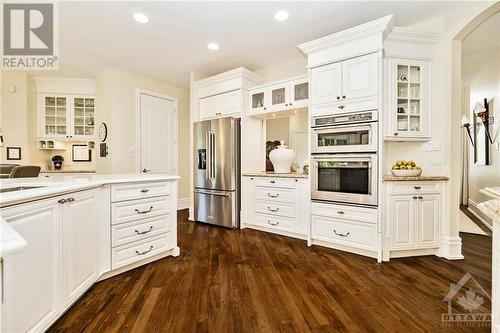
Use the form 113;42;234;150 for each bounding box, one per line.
386;58;431;141
37;94;95;140
248;75;309;115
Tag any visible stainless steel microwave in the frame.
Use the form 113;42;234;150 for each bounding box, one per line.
311;153;378;206
311;111;378;153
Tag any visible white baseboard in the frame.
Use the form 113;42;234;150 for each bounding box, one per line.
468;199;493;230
177;197;190;210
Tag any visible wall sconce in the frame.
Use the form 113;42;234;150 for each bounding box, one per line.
461;115;474;147
473;100;494;144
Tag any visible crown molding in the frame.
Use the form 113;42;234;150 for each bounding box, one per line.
194;67;263;89
387;27;442;44
34;77;96;94
298;15;394;55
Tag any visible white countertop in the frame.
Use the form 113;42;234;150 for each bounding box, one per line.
0;173;179;208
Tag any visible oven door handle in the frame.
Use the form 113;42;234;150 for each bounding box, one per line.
312;123;374;134
312;157;374;163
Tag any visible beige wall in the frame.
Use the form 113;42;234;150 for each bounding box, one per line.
95;68;190;200
266;117;290;144
466;48;500;206
255;56;307;83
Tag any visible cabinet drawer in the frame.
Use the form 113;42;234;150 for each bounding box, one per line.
111;182;171;202
255;201;294;218
254;178;296;189
312;216;377;251
389;182;440;195
254;213;295;231
311;95;378;116
112;196;171;225
111;233;173;270
312;202;377;224
255;187;295;203
112;214;171;247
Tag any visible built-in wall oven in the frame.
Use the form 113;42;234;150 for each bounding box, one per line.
310;110;378;206
311;153;378;206
311;111;378;153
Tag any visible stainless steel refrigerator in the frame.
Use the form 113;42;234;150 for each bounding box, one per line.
193;117;240;229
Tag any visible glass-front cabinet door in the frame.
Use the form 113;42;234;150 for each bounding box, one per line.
38;94;95;139
73;97;95;138
249;88;267;114
267;82;289;111
290;77;309;108
388;58;430;140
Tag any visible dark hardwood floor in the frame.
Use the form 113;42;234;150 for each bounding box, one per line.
49;210;492;333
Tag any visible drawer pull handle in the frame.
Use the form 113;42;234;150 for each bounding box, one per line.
136;246;154;256
135;226;153;235
333;230;350;237
418;196;423;200
67;197;75;202
267;207;279;212
338;105;345;109
135;206;153;214
268;193;280;198
337;211;345;215
414;186;421;190
270;180;276;184
267;220;279;226
140;189;149;193
57;198;67;204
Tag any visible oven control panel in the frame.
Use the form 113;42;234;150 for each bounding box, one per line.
313;111;377;127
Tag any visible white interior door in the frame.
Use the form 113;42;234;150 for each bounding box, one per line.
139;93;177;174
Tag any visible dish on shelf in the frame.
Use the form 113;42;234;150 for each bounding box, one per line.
391;169;422;177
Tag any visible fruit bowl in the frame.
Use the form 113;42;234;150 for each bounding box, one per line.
391;169;422;177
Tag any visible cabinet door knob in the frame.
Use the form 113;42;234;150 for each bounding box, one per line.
414;186;421;190
263;107;266;110
342;95;346;99
418;196;423;199
289;102;293;105
413;196;418;199
57;198;67;204
140;189;149;193
285;104;288;106
67;197;75;202
338;105;345;109
336;96;340;100
270;180;275;184
394;132;399;136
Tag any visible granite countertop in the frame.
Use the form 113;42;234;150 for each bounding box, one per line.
242;172;309;179
382;175;449;182
40;170;96;173
0;173;179;207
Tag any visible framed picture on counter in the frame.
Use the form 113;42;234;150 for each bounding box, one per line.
6;147;21;160
72;144;91;162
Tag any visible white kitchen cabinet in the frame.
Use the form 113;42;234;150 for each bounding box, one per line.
241;176;310;239
310;53;379;116
62;190;99;308
37;94;95;140
199;90;242;120
385;58;431;140
385;181;443;259
248;75;309;116
310;201;380;260
2;198;62;333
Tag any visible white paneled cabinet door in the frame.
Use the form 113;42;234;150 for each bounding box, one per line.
341;53;378;100
390;195;414;250
62;189;99;308
220;90;241;117
249;88;267;114
311;62;342;105
199;95;218;119
416;194;440;248
2;199;62;333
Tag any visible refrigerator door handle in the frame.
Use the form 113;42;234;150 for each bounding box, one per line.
205;131;211;180
210;131;216;180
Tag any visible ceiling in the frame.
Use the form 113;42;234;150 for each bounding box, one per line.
33;1;461;88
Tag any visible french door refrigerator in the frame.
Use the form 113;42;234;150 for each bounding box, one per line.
193;117;240;229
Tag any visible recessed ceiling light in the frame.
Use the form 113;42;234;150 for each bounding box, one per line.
274;10;289;21
207;42;220;50
133;13;149;23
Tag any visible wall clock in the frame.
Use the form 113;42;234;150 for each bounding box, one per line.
98;122;108;142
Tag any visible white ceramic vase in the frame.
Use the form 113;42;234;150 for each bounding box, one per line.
269;140;296;174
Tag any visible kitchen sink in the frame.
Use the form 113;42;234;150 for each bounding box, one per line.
0;186;46;193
